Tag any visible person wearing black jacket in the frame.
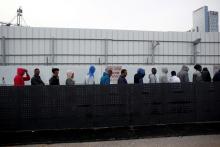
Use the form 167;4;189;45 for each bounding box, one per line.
201;67;211;82
31;68;45;85
49;68;60;85
213;69;220;82
118;69;128;84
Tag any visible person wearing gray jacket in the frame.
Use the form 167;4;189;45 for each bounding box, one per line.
193;64;202;82
177;65;189;83
66;70;75;85
159;67;168;83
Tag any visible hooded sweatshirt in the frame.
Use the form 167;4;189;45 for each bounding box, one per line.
177;65;189;83
213;70;220;82
66;70;75;85
85;65;96;85
100;72;110;85
134;68;145;84
159;68;168;83
202;71;211;82
14;68;30;86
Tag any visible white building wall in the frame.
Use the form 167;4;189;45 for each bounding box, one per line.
0;26;220;85
1;26;220;65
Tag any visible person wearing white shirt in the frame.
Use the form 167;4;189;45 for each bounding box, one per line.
149;68;158;83
169;71;181;83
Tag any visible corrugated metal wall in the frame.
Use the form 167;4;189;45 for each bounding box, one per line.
0;26;220;65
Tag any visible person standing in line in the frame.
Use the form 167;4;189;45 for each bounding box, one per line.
100;67;112;85
118;69;128;85
66;70;75;85
177;65;189;83
31;68;45;86
169;71;181;83
193;64;202;82
2;77;6;85
134;68;145;84
213;69;220;82
49;68;60;85
159;67;169;83
148;68;157;83
201;67;211;82
14;68;30;86
85;65;96;85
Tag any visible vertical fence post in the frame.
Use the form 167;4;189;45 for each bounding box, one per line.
51;38;55;64
104;39;108;66
1;36;6;65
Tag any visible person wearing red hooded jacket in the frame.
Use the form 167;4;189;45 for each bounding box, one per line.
14;68;30;86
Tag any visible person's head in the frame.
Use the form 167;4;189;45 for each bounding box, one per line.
17;68;27;76
137;68;145;77
108;69;113;77
152;68;157;75
88;65;96;77
181;65;189;72
194;64;202;72
67;70;74;79
34;68;40;76
171;71;176;77
52;68;59;77
121;69;127;77
202;67;209;72
161;67;168;74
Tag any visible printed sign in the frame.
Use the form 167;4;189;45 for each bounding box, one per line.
107;66;122;84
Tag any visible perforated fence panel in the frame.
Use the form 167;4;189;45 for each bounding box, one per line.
0;83;220;132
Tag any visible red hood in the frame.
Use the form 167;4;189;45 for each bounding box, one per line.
17;68;26;76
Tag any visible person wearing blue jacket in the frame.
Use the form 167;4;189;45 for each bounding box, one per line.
134;68;145;84
100;68;113;85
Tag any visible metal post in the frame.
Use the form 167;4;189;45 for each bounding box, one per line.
1;36;6;65
51;38;55;64
151;41;160;65
104;39;108;66
151;42;155;64
192;38;201;65
193;45;197;65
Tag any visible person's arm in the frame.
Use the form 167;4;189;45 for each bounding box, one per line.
192;73;196;82
39;78;45;85
23;72;30;81
105;77;110;85
185;73;189;82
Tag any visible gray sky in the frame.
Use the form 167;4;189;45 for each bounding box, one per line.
0;0;220;31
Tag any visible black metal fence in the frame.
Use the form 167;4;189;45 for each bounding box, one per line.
0;83;220;132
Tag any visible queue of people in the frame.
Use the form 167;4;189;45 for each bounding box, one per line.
10;64;220;86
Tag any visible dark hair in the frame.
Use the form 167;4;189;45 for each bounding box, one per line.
52;68;59;73
34;68;39;71
202;67;209;72
194;64;202;71
121;69;127;74
108;69;113;74
171;71;176;76
152;68;157;74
